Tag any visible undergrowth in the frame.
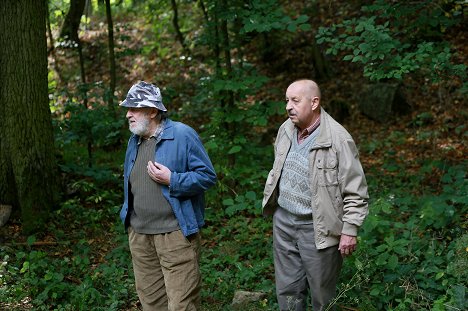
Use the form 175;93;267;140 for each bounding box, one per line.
1;148;466;310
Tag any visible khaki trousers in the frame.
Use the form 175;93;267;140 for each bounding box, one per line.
128;228;201;311
273;207;343;311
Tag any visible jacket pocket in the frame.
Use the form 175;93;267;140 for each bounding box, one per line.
316;155;339;186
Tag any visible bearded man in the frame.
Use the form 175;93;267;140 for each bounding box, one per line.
119;81;217;311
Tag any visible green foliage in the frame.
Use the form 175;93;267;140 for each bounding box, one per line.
174;0;310;215
334;159;468;310
53;83;125;168
223;191;261;216
0;180;134;310
191;65;284;207
55;96;124;148
239;0;311;33
1;237;134;310
316;0;466;85
4;1;466;310
47;0;70;28
201;209;276;309
3;124;466;311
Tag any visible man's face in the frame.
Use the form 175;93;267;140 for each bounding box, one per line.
285;82;317;130
126;107;152;137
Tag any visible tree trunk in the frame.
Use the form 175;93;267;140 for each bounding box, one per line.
46;1;64;82
219;0;234;110
170;0;189;54
105;0;116;109
59;0;86;41
310;38;331;81
308;1;331;81
218;0;236;167
198;0;220;73
59;0;88;108
0;0;59;234
46;0;54;53
212;2;221;75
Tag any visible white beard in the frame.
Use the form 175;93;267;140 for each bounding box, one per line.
129;118;150;137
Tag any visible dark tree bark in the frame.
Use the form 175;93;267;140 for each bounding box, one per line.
46;1;64;82
59;0;86;41
59;0;88;107
198;0;220;72
308;1;331;80
219;0;234;109
212;3;222;75
60;0;88;108
310;38;331;81
218;0;236;167
105;0;116;109
46;0;55;53
198;0;235;166
0;0;59;234
170;0;189;54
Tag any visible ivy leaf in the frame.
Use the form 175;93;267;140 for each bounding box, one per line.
228;146;242;154
222;198;234;206
27;235;36;246
245;191;256;200
300;23;312;31
388;255;398;270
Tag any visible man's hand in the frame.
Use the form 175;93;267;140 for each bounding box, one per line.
338;234;357;257
147;161;171;186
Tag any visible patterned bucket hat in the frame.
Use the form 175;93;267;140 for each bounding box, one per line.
120;81;167;111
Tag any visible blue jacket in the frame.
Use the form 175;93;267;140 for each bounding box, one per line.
120;119;217;236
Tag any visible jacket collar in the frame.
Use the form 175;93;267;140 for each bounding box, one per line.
314;108;332;148
160;118;174;140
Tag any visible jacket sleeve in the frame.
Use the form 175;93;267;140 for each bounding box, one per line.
338;139;369;236
168;128;217;198
262;123;288;215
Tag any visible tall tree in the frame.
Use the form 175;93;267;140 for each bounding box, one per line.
60;0;88;107
170;0;189;54
0;0;59;234
60;0;93;164
59;0;86;41
105;0;116;109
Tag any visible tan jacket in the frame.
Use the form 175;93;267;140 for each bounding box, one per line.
262;108;369;249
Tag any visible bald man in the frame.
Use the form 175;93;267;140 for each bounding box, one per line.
262;79;369;310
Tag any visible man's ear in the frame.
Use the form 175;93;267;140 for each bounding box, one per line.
149;108;159;119
311;97;320;111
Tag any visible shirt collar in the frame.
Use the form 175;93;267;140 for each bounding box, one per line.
137;119;166;145
298;116;321;138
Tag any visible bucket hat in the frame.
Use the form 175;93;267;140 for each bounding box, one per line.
120;81;167;111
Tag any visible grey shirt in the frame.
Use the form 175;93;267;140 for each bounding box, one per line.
129;137;179;234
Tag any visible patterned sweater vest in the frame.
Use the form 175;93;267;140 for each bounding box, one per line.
278;127;320;215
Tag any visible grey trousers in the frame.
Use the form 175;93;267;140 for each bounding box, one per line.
273;207;343;311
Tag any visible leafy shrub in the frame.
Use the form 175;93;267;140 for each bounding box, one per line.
335;160;467;310
316;0;466;86
53;83;126;168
